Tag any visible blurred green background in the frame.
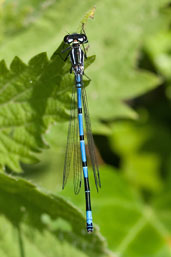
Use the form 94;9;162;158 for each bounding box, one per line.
0;0;170;257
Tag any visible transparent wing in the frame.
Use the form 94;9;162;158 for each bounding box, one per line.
82;85;101;191
63;86;82;194
73;105;82;194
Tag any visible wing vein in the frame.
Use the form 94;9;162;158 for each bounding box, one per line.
82;85;101;191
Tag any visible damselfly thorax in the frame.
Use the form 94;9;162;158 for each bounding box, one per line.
70;44;84;75
63;33;88;75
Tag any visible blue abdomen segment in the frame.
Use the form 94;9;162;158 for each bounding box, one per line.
78;112;84;137
83;166;88;178
86;211;93;233
80;140;86;162
86;210;92;224
75;74;81;84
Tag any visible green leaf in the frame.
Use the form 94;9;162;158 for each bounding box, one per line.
0;0;170;127
0;0;96;63
85;0;171;123
109;121;163;192
0;51;66;171
60;166;171;257
153;188;171;234
0;43;95;172
145;30;171;79
0;173;109;257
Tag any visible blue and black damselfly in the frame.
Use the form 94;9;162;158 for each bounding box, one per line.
62;32;101;232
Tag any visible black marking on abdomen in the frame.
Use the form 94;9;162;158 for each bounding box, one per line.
80;135;84;140
82;161;87;167
84;177;91;211
78;108;82;113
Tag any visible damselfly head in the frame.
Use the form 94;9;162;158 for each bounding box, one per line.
64;33;88;45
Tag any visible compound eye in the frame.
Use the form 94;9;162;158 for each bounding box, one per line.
64;35;73;44
83;35;87;42
78;37;84;42
68;38;73;43
64;35;68;43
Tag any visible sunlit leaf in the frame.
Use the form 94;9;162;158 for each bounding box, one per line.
0;44;94;171
0;173;109;257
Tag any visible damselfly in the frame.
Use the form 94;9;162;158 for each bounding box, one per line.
62;32;101;233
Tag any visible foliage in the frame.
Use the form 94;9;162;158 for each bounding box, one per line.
0;173;109;257
0;0;170;125
60;166;171;257
0;41;95;172
0;0;170;257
